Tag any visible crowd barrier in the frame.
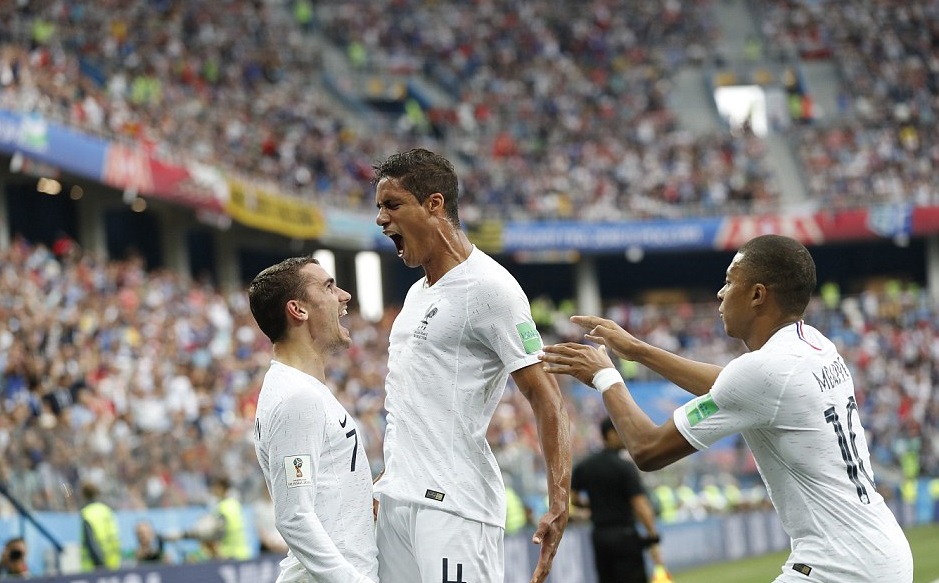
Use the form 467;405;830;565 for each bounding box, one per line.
5;498;925;582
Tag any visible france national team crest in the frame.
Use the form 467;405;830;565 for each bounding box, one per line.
284;455;313;488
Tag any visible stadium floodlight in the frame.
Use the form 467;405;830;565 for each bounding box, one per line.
355;251;383;322
313;249;335;280
9;152;23;173
36;177;62;195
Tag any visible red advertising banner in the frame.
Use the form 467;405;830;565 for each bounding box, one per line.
102;143;226;213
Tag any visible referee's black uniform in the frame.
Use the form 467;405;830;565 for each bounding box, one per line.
572;442;651;583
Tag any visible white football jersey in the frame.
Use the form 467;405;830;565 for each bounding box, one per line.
674;322;913;582
254;361;379;583
375;247;543;527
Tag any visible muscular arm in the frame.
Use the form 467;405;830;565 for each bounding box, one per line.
512;363;571;583
572;315;722;396
603;383;698;471
541;342;697;471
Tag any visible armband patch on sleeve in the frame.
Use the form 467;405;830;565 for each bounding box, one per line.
284;455;313;488
684;394;719;427
515;321;543;354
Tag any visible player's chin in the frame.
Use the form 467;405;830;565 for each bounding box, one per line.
401;253;420;268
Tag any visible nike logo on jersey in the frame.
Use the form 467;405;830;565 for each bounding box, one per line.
339;414;348;428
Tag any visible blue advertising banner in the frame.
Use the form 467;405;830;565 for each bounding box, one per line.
22;556;282;583
501;219;722;253
0;109;107;180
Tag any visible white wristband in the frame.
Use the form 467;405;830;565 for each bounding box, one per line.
591;368;624;394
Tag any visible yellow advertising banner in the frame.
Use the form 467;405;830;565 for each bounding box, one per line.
226;178;325;240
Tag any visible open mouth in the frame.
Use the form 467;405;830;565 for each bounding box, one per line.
389;233;404;257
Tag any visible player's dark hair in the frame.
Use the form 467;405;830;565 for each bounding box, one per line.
737;234;816;316
248;256;319;343
373;148;460;225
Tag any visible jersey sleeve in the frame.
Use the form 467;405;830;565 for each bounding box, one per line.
467;278;543;373
263;389;373;583
673;352;782;450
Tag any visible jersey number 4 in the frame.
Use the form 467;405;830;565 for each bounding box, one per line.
825;396;875;504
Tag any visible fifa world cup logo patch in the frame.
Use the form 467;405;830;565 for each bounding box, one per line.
284;455;313;488
413;305;438;341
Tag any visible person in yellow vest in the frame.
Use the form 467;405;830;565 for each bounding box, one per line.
168;475;251;561
79;481;121;571
651;483;678;524
204;476;251;560
504;484;529;536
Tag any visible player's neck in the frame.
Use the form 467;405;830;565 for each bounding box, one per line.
746;317;800;351
422;230;473;287
273;344;327;383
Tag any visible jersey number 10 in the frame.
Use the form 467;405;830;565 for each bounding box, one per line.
825;396;875;505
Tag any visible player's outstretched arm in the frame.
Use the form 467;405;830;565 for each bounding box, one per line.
570;315;722;396
512;363;571;583
541;342;697;471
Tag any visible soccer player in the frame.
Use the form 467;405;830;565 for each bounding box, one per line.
373;148;571;583
249;257;378;583
541;234;914;582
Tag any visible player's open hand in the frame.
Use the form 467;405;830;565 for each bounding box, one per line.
569;315;644;361
540;343;615;386
529;507;568;583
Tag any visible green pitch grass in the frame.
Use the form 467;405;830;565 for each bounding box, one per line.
671;523;939;583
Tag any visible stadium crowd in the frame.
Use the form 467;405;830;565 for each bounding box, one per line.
0;237;934;523
3;1;939;219
0;0;785;222
754;0;939;210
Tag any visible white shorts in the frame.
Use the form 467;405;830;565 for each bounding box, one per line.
376;496;504;583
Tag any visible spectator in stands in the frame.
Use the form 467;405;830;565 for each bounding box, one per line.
0;537;28;578
0;0;783;222
130;520;166;565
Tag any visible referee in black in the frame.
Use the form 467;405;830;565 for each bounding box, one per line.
572;417;666;583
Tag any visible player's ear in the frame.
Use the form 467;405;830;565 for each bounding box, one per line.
286;299;307;321
751;283;767;306
426;192;445;214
